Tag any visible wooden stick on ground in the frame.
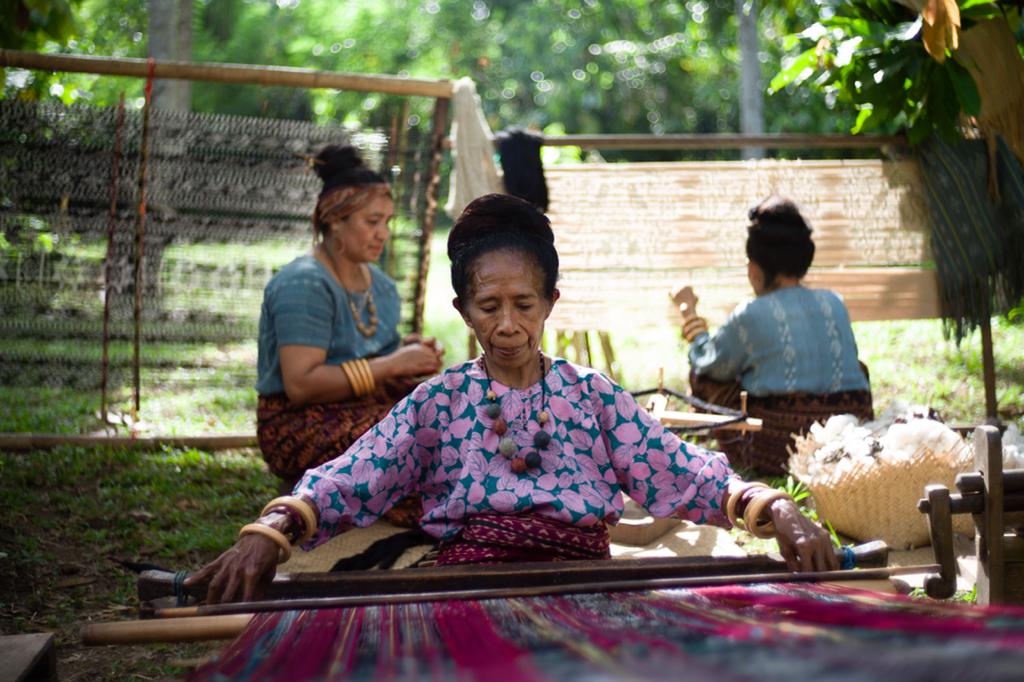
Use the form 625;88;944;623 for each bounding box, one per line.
0;433;257;452
81;614;253;646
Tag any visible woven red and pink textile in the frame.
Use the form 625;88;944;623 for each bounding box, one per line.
190;582;1024;681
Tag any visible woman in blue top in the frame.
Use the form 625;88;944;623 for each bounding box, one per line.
256;145;443;496
675;196;872;474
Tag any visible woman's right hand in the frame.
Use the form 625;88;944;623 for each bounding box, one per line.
183;534;280;604
386;340;444;378
671;285;699;318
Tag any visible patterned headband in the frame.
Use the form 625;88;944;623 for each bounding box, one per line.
314;183;391;230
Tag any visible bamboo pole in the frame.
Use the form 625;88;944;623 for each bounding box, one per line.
132;65;155;415
0;49;453;98
100;93;126;421
153;564;936;619
0;433;257;452
411;97;449;334
536;133;906;150
81;614;252;645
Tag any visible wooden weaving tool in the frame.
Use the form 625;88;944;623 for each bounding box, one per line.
638;369;763;433
135;541;889;608
918;425;1024;605
82;542;905;645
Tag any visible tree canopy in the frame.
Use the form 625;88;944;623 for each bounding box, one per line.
2;0;857;157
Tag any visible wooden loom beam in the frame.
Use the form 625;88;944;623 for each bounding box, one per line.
534;132;906;150
138;542;890;605
90;561;918;645
151;564;929;621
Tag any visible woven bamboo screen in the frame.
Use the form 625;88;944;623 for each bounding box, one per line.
544;159;937;332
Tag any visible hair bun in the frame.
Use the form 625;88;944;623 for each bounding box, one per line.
448;193;554;260
313;144;366;185
748;196;812;245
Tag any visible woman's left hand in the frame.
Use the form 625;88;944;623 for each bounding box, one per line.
768;499;839;572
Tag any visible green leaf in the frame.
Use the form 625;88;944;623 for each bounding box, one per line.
946;60;981;117
851;106;874;134
768;47;817;94
960;3;1003;20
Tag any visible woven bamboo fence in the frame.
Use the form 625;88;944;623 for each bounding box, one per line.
544;159;937;332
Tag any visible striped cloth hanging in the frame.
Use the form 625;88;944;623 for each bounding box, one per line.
917;134;1024;341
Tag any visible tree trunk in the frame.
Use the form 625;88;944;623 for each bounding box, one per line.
736;0;764;160
147;0;192;111
137;0;193;319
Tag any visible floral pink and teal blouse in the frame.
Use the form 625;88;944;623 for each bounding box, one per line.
295;358;735;546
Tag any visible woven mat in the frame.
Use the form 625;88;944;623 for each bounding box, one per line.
279;521;432;573
278;514;746;575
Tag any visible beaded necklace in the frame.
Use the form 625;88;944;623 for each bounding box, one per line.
345;286;378;337
482;352;552;473
319;245;379;337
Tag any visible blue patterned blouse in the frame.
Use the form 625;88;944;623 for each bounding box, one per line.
256;255;402;396
295;358;735;545
688;286;868;396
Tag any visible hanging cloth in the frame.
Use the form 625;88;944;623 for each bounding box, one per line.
916;134;1024;341
496;128;549;212
444;78;504;218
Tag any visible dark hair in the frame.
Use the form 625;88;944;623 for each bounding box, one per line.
312;144;387;236
313;144;385;191
745;196;815;287
447;193;559;303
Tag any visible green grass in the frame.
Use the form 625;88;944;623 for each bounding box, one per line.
0;446;276;680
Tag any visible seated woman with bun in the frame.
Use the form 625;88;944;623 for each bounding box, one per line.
189;193;838;604
675;196;872;475
256;144;444;506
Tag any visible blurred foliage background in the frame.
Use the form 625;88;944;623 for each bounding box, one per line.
3;0;866;160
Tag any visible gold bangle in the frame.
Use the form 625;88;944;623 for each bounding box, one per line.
340;361;359;394
683;316;706;330
239;523;293;564
683;317;708;342
260;496;318;545
356;358;376;395
726;481;771;529
341;361;366;397
743;489;793;539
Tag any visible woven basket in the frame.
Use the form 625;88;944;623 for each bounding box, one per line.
790;440;973;550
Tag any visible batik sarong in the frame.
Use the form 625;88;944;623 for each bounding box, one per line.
690;369;873;475
435;512;610;565
258;376;422;527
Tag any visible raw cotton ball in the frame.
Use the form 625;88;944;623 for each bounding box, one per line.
788;407;972;548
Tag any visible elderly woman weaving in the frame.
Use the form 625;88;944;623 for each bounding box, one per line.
189;194;837;604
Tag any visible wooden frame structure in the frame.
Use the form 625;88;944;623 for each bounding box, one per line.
919;425;1024;605
0;50;452;447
